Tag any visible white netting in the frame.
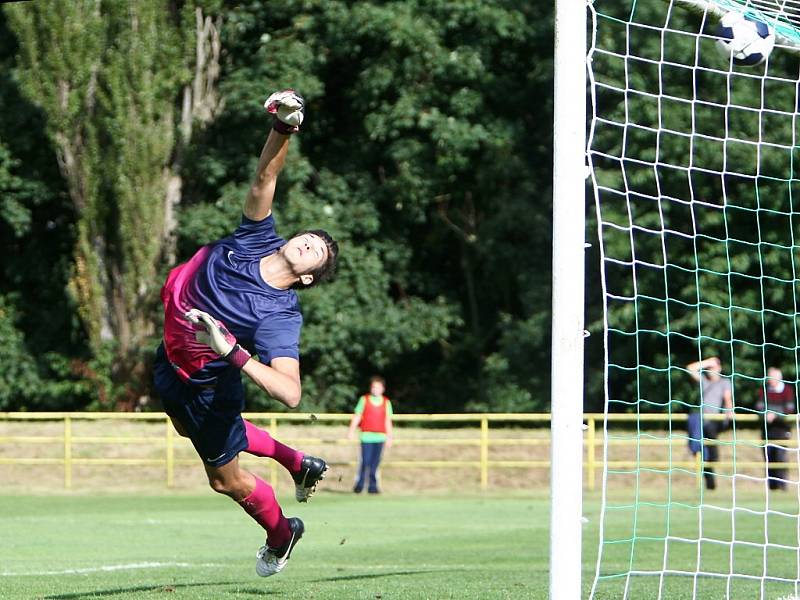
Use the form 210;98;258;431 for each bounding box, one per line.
671;0;800;44
588;1;800;598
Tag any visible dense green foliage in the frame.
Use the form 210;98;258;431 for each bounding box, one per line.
2;0;193;408
0;1;554;412
6;1;796;415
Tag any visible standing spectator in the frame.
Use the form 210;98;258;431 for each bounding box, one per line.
755;367;796;491
347;376;394;494
686;356;733;490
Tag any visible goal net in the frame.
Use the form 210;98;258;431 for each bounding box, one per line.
588;1;800;598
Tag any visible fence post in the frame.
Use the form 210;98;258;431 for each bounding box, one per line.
166;416;174;488
587;417;596;492
696;447;703;490
480;417;489;490
64;415;72;489
270;417;278;490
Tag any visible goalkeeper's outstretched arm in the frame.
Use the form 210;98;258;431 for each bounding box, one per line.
244;131;290;221
243;90;305;221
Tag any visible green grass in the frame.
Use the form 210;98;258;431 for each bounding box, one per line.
0;492;543;600
589;489;800;600
4;491;800;599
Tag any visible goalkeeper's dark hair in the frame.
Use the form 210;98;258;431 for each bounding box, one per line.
292;229;339;289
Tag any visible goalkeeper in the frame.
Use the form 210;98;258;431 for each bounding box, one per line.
153;90;338;578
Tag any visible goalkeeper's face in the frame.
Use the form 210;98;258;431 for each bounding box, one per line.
284;233;329;277
282;228;339;289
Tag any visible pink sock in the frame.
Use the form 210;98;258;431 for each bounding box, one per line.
244;419;303;473
239;476;291;548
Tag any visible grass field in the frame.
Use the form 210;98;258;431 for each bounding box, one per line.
4;490;800;599
591;488;800;600
0;492;544;600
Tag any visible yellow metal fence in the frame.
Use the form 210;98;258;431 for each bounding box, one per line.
0;412;790;490
0;412;549;490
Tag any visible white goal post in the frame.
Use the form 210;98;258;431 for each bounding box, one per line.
549;1;588;599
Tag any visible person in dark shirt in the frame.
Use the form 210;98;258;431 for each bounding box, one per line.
153;90;338;578
755;367;796;491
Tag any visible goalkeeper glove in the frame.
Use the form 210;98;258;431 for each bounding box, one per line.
183;309;251;369
264;89;305;134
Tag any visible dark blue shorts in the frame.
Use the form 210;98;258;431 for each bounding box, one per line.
153;344;248;467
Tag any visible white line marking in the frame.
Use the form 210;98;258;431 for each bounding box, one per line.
1;562;224;576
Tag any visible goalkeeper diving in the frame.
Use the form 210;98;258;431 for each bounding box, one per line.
153;90;338;577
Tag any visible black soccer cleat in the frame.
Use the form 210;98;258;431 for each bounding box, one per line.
255;517;304;577
292;455;328;502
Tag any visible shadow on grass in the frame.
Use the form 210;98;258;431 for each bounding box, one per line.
42;581;260;599
311;569;448;583
40;571;462;598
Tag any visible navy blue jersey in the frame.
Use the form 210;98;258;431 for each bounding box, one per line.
161;214;302;381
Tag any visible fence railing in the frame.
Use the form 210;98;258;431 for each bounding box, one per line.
0;412;550;490
585;412;800;491
0;412;791;490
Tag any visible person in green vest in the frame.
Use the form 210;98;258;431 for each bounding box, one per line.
347;376;394;494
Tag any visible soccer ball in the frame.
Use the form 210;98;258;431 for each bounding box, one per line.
715;12;776;66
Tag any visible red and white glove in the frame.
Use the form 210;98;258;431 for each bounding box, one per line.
183;309;251;369
264;89;305;134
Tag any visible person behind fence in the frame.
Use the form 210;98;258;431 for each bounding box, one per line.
754;366;796;491
686;356;733;490
347;376;394;494
152;90;337;579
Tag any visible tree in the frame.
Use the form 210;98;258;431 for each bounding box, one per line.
4;0;221;407
0;1;560;413
586;4;800;413
178;1;555;411
0;9;87;410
